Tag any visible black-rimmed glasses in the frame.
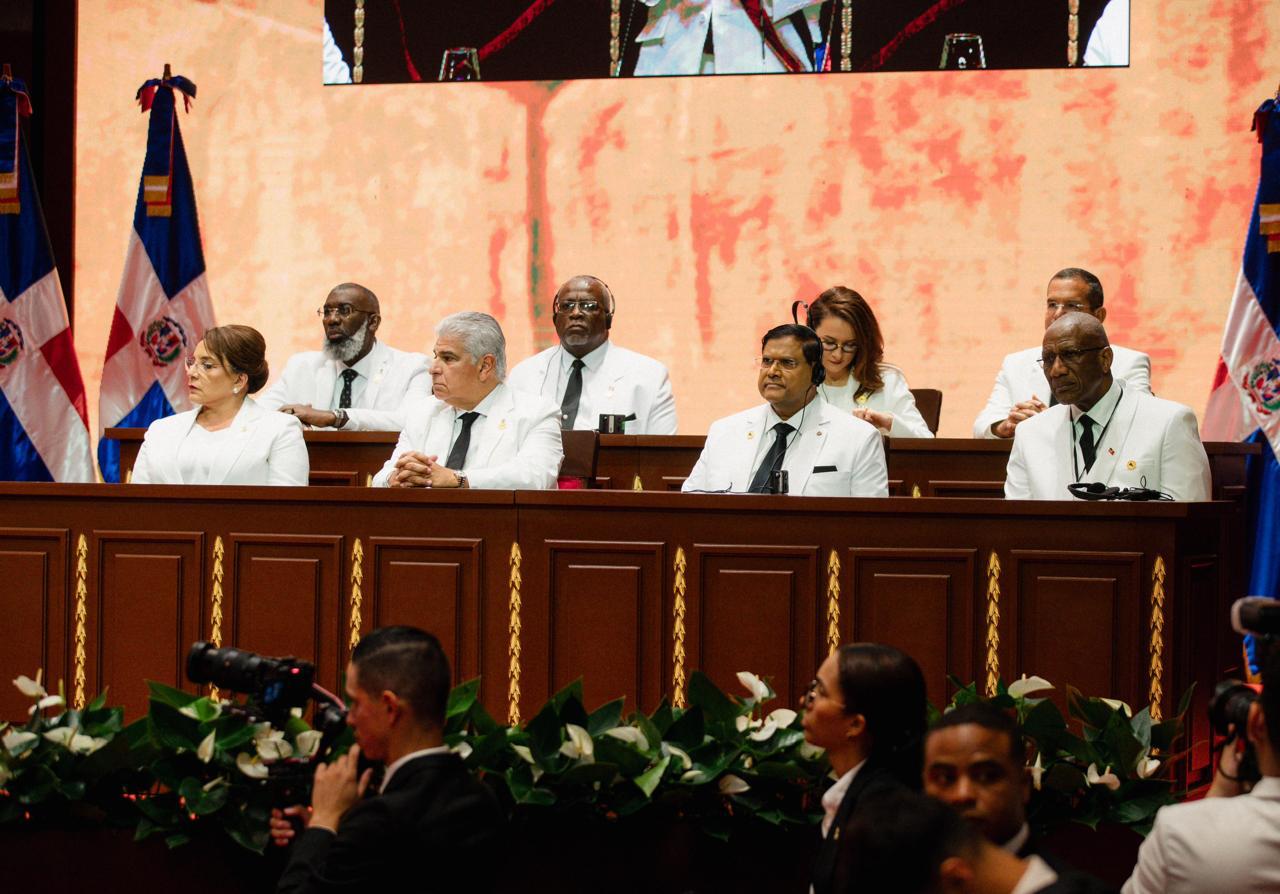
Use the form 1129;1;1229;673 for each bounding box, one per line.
1037;346;1107;369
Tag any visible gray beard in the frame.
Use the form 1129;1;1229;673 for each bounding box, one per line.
322;320;370;364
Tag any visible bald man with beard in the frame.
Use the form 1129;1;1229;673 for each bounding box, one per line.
1004;313;1210;502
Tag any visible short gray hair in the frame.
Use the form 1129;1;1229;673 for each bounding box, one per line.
435;311;507;380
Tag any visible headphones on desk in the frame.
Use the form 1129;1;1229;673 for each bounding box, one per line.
1067;481;1173;501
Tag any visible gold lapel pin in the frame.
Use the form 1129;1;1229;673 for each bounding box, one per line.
1126;460;1137;470
747;432;755;440
499;419;508;430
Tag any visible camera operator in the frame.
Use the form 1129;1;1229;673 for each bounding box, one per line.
1122;647;1280;893
272;626;504;893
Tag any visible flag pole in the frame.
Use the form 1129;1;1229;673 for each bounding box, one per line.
162;62;171;82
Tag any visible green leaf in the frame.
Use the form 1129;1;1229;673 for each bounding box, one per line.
633;753;671;798
164;832;192;849
1108;791;1172;825
687;672;739;728
587;698;625;736
226;824;268;855
633;713;663;757
193;783;229;816
558;761;618;788
87;689;109;712
446;678;481;720
147;701;201;752
133;817;160;842
525;702;564;766
593;736;652;777
648;700;674;736
664;706;705;751
1129;706;1153;753
550;679;584;714
146;681;198;709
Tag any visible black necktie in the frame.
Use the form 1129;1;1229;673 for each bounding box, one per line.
1079;415;1097;472
446;412;480;470
339;368;358;409
560;359;585;429
747;422;794;493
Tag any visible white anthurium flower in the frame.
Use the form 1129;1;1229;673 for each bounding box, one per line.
1029;753;1044;791
256;736;294;761
236;752;269;780
603;726;649;752
251;723;279;742
179;700;222;722
748;719;778;742
718;774;751;795
663;743;693;771
799;741;826;761
3;729;38;756
1137;756;1161;779
735;715;763;733
680;768;706;784
1086;763;1121;791
69;732;108;755
290;707;304;718
511;744;536;765
43;726;76;748
294;730;323;760
451;741;473;760
196;731;216;764
28;694;64;715
1099;698;1132;717
1007;675;1054;699
13;672;45;699
736;672;770;702
767;708;798;729
559;724;595;762
202;775;226;792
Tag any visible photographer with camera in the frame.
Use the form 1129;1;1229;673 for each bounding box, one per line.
1122;644;1280;892
271;627;503;893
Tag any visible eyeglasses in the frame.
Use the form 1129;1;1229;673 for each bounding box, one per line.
804;677;844;707
316;304;370;320
185;356;221;374
554;299;602;314
1046;301;1093;314
820;339;857;355
1037;346;1107;369
759;357;802;372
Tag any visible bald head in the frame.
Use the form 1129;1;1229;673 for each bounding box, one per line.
552;275;613;358
330;282;380;316
1041;312;1113;410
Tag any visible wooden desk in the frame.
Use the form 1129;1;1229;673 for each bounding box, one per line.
0;485;1239;781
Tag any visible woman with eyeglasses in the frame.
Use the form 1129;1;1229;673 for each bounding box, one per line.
131;325;309;486
802;642;928;894
798;286;934;438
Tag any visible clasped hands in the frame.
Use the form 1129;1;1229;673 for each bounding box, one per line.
388;451;465;488
992;395;1047;439
268;745;372;846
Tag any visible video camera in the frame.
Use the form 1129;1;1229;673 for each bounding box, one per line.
186;642;349;798
1208;598;1280;787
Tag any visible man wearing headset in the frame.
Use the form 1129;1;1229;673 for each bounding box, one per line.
506;275;678;435
682;323;887;497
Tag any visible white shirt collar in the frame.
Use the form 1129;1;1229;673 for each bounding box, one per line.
820;759;866;837
458;382;504;421
1071;378;1122;428
334;341;379;381
379;744;451;794
1001;822;1031;854
558;340;610;375
1010;854;1058;894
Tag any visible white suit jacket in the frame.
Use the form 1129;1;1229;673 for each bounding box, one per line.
1122;776;1280;894
1004;387;1211;502
682;396;888;497
506;342;678;435
819;365;934;439
973;344;1152;438
371;382;563;490
634;0;824;76
257;341;430;432
132;398;309;486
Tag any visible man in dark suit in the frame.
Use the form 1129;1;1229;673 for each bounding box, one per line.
274;626;504;893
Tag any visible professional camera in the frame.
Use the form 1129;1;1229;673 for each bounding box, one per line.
186;642;349;796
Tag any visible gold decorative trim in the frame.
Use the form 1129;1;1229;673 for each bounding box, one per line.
984;550;1001;697
632;474;643;491
825;549;841;656
348;539;364;651
353;0;366;84
209;536;225;700
508;542;523;726
610;0;622;77
1149;555;1166;722
672;547;688;707
73;535;88;709
911;484;922;498
1067;0;1079;66
364;473;373;487
840;0;852;71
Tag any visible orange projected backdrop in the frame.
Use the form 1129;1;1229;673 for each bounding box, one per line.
73;1;1279;439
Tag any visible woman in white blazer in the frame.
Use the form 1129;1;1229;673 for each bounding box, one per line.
798;287;934;439
132;325;309;486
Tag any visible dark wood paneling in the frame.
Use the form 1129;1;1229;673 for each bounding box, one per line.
93;532;204;720
847;548;978;708
227;534;344;692
368;536;485;688
0;528;69;721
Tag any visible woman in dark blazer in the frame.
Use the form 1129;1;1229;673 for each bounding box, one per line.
803;642;928;894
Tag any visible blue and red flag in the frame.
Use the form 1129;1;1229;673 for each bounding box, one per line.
97;72;214;482
1204;95;1280;670
0;72;94;482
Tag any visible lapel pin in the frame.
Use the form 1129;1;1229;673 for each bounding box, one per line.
816;430;823;437
747;432;755;440
1108;448;1115;456
499;419;508;431
1126;460;1137;470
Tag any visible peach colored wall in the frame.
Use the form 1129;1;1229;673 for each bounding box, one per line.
74;1;1279;438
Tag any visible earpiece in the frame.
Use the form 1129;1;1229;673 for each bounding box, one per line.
812;360;825;386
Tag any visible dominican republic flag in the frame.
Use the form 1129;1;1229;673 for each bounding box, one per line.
1203;95;1280;668
97;72;214;482
0;73;94;482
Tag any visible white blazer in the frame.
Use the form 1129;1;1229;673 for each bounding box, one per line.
682;396;887;497
973;344;1151;438
132;398;309;486
1004;387;1211;501
372;382;563;490
506;342;678;435
634;0;824;76
257;341;430;432
819;365;934;439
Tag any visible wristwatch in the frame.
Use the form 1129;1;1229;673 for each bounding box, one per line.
333;408;349;429
455;471;469;489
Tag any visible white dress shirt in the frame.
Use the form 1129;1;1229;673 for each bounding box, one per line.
1010;856;1059;894
821;760;867;837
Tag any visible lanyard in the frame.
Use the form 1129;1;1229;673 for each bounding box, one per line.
1070;387;1123;484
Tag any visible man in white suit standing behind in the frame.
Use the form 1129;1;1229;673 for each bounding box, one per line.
682;324;887;497
633;0;825;76
373;312;563;490
1004;313;1210;502
507;275;677;435
973;268;1151;439
258;283;429;431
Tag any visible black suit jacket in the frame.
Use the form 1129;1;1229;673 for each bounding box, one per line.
812;762;906;894
277;752;504;894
